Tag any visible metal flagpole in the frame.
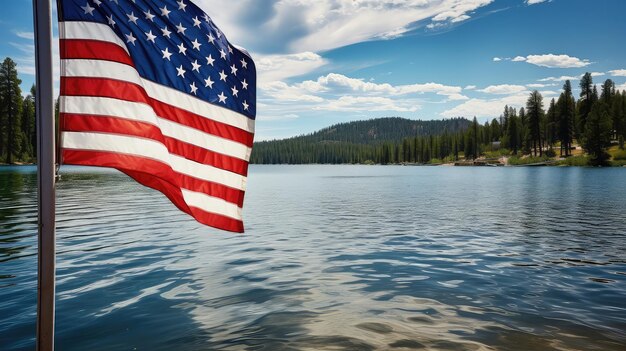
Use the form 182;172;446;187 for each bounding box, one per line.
33;0;57;350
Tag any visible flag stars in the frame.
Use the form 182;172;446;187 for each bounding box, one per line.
161;47;172;61
219;70;227;82
161;26;172;38
125;32;137;46
231;86;239;97
204;76;214;88
228;46;233;55
176;65;186;78
106;15;116;27
217;92;227;104
192;16;202;28
242;79;248;90
81;2;95;15
190;82;198;95
144;10;155;21
93;0;102;6
206;54;215;66
207;33;215;44
191;60;201;72
145;30;156;43
191;38;201;51
177;0;187;11
219;49;227;60
242;100;249;111
176;23;187;35
177;42;187;55
126;12;138;25
230;64;238;76
160;5;170;18
240;59;248;69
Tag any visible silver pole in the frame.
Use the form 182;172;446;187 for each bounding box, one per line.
33;0;56;350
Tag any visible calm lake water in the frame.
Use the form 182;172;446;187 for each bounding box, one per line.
1;165;625;351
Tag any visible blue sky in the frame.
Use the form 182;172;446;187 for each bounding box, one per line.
2;0;626;140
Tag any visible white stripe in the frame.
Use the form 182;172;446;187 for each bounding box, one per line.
62;59;254;134
62;96;252;160
181;189;242;220
62;132;247;192
60;21;128;54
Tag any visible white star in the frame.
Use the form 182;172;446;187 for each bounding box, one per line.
219;49;227;60
177;42;187;55
161;47;172;61
93;0;102;6
206;54;215;66
228;46;233;54
240;59;248;69
190;82;198;95
191;60;201;72
160;5;170;18
125;32;137;46
231;86;239;97
191;38;201;51
126;12;138;25
217;92;227;104
176;23;187;35
203;14;210;23
161;26;171;38
145;30;156;43
204;76;214;88
241;79;248;90
230;64;238;76
144;10;155;21
219;70;227;82
106;15;116;27
176;65;186;78
207;33;215;44
242;100;249;111
177;0;187;11
81;2;95;15
216;30;222;39
192;16;202;28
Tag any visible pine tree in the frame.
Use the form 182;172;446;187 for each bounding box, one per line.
0;57;24;164
583;102;613;166
557;81;575;156
526;90;544;156
578;73;594;137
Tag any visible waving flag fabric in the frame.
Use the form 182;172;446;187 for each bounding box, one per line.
58;0;256;232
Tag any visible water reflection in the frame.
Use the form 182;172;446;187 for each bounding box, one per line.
0;165;625;350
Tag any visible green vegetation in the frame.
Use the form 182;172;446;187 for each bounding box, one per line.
0;58;36;164
253;73;626;167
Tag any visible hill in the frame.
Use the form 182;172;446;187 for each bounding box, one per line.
251;117;471;164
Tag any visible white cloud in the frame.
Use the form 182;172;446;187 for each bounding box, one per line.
526;0;549;5
196;0;495;54
512;54;591;68
526;83;554;88
465;85;477;90
493;57;502;62
256;52;328;83
609;69;626;77
615;83;626;91
477;84;527;95
14;31;34;40
590;72;605;77
315;96;419;112
441;93;530;118
538;75;580;82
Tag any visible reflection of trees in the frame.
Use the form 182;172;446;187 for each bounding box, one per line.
0;168;37;262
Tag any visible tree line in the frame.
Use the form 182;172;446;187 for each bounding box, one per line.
0;58;36;164
252;73;626;166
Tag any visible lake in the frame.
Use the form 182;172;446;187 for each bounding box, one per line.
1;165;625;350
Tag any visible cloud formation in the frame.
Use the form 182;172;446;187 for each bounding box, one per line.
511;54;591;68
609;69;626;77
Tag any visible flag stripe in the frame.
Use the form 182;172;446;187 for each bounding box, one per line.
61;95;252;161
61;114;250;175
60;21;129;54
61;58;255;133
61;76;254;147
61;149;244;232
61;39;134;66
62;131;247;191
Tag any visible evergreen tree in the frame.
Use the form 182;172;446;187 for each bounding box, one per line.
526;90;544;156
578;73;594;137
557;80;575;156
583;102;613;166
0;57;24;164
546;98;558;147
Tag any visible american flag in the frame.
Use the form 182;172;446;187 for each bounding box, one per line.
58;0;256;232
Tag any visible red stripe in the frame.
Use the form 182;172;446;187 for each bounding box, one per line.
61;147;245;207
60;39;133;66
61;77;254;147
61;114;249;175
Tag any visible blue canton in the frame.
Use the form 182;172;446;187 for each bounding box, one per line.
59;0;256;119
